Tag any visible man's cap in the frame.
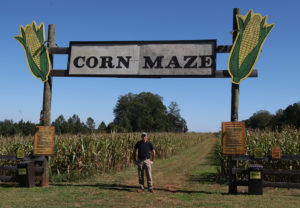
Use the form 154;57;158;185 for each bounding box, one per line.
141;132;147;136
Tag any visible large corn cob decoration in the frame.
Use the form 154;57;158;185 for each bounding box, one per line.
14;22;51;82
228;10;274;84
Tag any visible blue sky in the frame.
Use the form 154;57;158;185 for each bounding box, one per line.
0;0;299;132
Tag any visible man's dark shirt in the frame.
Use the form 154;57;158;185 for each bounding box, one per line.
134;140;154;160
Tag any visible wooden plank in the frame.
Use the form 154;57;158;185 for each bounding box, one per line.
263;182;300;188
231;168;300;176
0;166;17;172
232;155;251;161
48;47;69;54
281;155;300;160
264;169;300;176
232;168;247;175
0;166;43;173
0;175;18;182
0;155;17;160
0;155;46;161
216;45;232;53
232;155;300;161
31;156;47;162
48;45;232;55
50;69;258;78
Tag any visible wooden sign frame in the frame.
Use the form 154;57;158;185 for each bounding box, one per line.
33;126;55;156
272;147;281;159
222;121;245;155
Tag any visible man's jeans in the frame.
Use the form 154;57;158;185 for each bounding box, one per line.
137;159;153;190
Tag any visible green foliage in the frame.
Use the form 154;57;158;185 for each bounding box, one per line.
244;102;300;130
97;121;107;133
0;132;204;181
113;92;187;132
86;117;95;132
245;110;273;129
0;119;36;136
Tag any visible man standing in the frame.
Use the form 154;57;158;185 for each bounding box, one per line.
133;132;156;193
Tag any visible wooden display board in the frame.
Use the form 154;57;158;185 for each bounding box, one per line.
272;147;281;159
33;126;54;156
222;122;245;155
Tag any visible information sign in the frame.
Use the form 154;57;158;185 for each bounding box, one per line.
68;40;216;77
272;147;281;159
222;122;245;155
250;171;261;180
18;168;27;175
16;148;25;159
33;126;55;156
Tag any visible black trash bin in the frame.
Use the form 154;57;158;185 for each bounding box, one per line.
17;160;35;188
248;164;263;195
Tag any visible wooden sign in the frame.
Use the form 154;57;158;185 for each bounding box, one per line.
272;147;281;159
68;40;216;77
254;147;264;159
33;126;54;156
16;148;25;159
222;122;245;155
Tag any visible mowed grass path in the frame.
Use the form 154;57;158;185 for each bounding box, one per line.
1;134;300;208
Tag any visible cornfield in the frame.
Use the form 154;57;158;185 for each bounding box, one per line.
216;127;300;182
0;132;206;181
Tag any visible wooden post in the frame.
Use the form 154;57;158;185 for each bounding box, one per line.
41;24;55;187
229;8;240;194
42;24;55;126
231;8;240;122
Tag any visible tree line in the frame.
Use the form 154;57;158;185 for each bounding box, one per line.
0;92;188;136
244;102;300;130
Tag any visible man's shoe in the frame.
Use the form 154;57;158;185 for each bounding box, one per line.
149;189;154;193
137;188;144;193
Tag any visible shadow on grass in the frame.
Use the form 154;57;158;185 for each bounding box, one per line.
51;183;215;194
0;183;19;188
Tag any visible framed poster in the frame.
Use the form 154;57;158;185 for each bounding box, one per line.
33;126;54;156
222;122;245;155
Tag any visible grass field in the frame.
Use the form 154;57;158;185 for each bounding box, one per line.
1;133;300;208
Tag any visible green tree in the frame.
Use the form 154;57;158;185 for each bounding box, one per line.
113;92;169;132
86;117;95;132
245;110;273;129
67;114;83;134
168;101;181;118
52;115;69;134
97;121;107;133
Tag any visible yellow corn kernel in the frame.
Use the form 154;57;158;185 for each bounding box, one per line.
25;26;41;69
238;15;261;67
